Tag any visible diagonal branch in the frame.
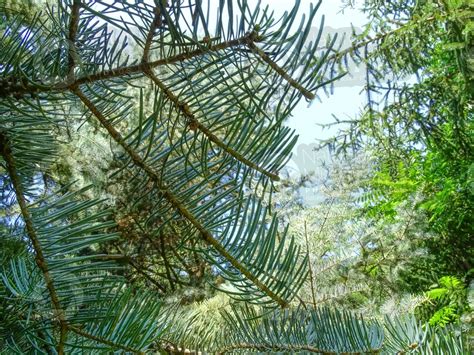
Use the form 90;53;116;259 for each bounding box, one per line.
142;6;162;63
2;30;317;105
67;325;145;354
72;86;289;308
216;342;381;354
0;131;152;353
75;33;257;86
323;14;440;65
0;132;69;355
144;70;280;181
0;34;256;99
67;0;81;77
245;39;315;100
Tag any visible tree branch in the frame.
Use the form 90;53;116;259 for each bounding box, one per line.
67;0;81;77
323;14;440;65
72;87;289;308
0;34;254;99
0;132;69;355
144;70;280;181
217;342;381;354
0;129;161;352
67;325;145;354
245;39;315;100
142;6;162;63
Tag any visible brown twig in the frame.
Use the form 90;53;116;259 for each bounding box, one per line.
142;6;162;63
67;0;81;77
304;220;317;307
0;34;254;98
246;40;315;100
68;325;145;354
217;342;381;354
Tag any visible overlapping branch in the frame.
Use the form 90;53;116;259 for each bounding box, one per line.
72;86;289;307
144;70;281;181
0;131;149;354
0;132;69;355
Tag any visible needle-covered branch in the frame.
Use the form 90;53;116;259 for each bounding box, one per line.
72;86;289;307
0;132;69;355
144;70;281;181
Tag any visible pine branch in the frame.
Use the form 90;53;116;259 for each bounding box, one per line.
142;6;162;63
67;0;81;77
246;40;315;100
0;130;154;353
0;33;256;99
67;325;145;354
144;70;280;181
72;87;289;307
0;132;69;355
2;22;316;106
216;343;381;354
304;220;317;307
323;13;441;65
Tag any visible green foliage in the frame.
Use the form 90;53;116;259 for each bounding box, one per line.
162;299;468;353
416;276;470;328
0;0;345;352
323;0;474;293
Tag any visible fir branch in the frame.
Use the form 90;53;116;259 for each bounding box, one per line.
142;6;162;63
323;13;440;65
216;342;381;354
0;34;255;98
304;220;317;307
245;39;315;100
67;0;81;77
144;70;280;181
67;325;145;354
1;28;316;105
0;132;69;355
0;131;154;353
72;87;289;308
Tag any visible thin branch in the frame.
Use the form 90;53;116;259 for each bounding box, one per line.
76;33;254;85
72;87;289;307
0;130;164;352
144;70;280;181
158;230;176;291
245;39;315;100
67;325;145;354
67;0;81;77
0;132;69;355
142;6;162;63
128;256;169;293
324;14;440;65
304;220;317;307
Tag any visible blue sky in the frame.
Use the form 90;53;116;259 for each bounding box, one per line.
256;1;368;174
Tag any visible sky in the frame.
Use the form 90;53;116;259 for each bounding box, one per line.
254;1;369;175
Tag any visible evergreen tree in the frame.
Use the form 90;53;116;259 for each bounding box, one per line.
0;0;469;353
